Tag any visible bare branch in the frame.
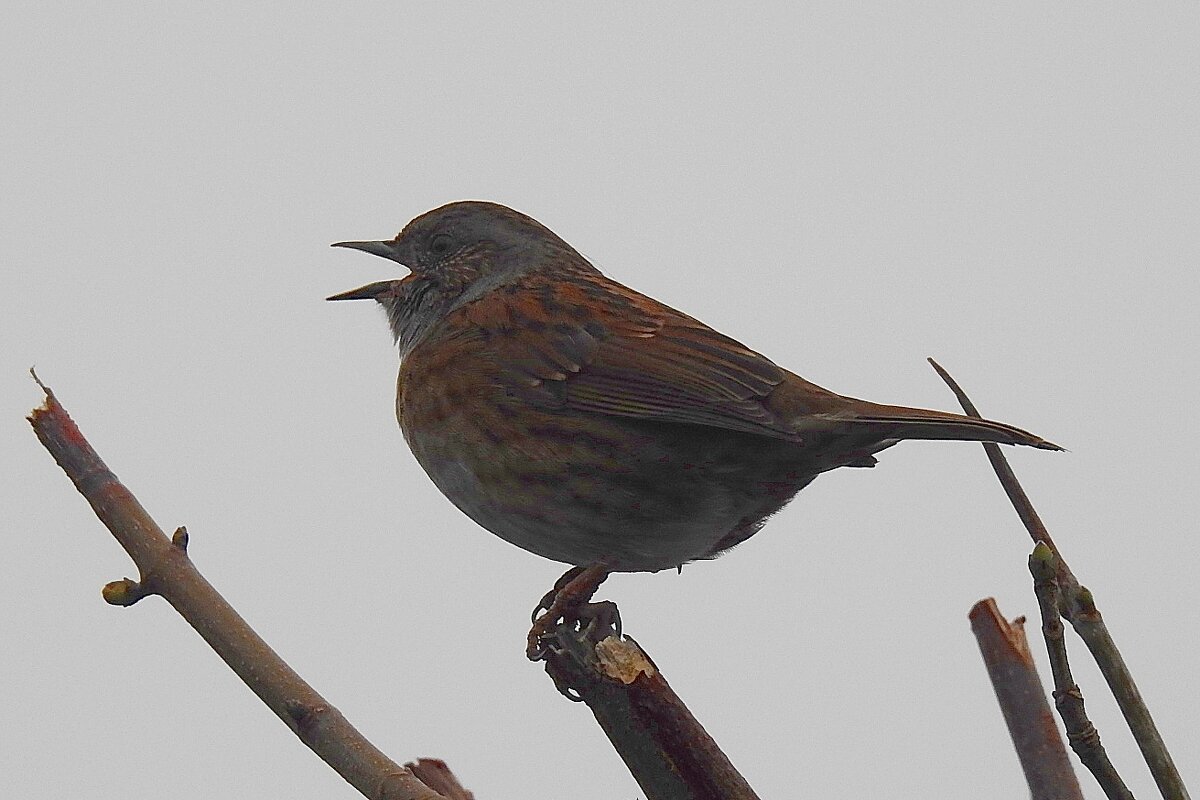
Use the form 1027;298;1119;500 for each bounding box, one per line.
926;359;1072;583
1069;586;1186;800
969;598;1083;800
540;622;760;800
1028;545;1132;799
28;375;450;800
930;358;1190;800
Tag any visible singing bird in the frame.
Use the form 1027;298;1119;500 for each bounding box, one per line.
330;201;1059;576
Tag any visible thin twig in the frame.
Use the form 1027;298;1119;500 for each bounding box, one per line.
1028;546;1131;800
1070;588;1187;800
929;358;1190;800
28;374;449;800
926;359;1073;588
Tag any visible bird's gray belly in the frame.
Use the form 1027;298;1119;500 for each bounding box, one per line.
403;408;814;572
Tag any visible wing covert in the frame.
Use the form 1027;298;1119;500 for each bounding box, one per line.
457;275;802;440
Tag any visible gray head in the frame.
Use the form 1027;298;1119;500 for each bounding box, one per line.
329;201;595;356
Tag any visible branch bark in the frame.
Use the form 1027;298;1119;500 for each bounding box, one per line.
931;358;1189;800
28;374;452;800
969;598;1084;800
541;624;760;800
1028;546;1132;800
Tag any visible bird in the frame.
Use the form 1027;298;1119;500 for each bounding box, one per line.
328;201;1058;637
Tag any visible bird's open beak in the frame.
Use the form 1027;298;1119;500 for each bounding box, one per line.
330;239;404;262
326;280;400;302
328;239;408;301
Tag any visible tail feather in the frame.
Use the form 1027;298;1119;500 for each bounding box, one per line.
843;402;1063;451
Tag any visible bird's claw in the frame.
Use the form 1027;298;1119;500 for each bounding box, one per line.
526;564;612;661
530;565;586;623
579;599;622;641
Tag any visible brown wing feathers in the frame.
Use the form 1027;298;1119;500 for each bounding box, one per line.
461;275;1058;450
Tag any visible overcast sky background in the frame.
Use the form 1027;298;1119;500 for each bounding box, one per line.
4;4;1198;799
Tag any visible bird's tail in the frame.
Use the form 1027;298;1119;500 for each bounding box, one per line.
842;400;1062;450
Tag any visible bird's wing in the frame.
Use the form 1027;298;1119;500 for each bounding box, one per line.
453;274;806;440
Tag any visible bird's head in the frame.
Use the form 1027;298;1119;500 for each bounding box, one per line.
329;200;590;355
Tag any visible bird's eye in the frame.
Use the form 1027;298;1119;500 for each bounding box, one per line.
429;233;454;256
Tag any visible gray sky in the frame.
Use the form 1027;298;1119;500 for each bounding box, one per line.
4;4;1198;798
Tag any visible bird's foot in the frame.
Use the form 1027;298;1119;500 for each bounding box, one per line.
530;565;587;623
527;563;614;661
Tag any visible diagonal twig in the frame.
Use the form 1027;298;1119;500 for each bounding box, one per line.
28;372;451;800
540;623;760;800
1027;545;1132;800
929;358;1189;800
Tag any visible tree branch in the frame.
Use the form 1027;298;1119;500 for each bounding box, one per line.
969;598;1083;800
930;358;1189;800
27;373;453;800
1028;545;1132;800
540;622;760;800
